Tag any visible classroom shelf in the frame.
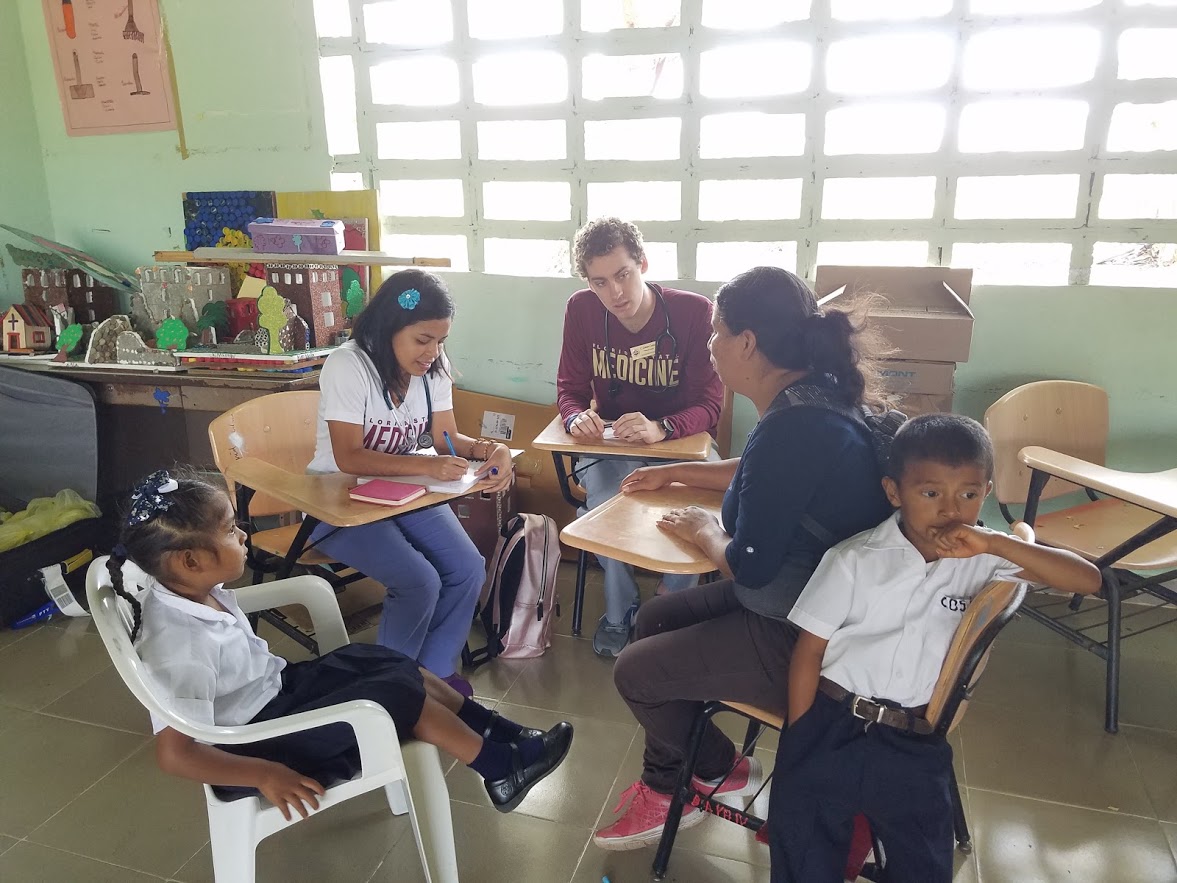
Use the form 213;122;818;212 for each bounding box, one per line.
153;248;451;268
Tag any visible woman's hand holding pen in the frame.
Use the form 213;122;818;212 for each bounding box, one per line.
427;456;470;481
475;443;514;493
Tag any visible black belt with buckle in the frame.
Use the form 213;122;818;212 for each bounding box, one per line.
818;677;934;736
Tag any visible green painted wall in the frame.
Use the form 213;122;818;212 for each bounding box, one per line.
15;0;329;282
8;1;1175;459
0;0;53;305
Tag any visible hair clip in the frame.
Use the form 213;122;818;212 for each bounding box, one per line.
398;288;421;310
127;470;178;525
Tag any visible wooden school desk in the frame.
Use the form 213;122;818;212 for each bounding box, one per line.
532;414;715;634
225;456;489;650
559;484;726;578
225;456;482;576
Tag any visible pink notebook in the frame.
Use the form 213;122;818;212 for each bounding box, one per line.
349;479;428;507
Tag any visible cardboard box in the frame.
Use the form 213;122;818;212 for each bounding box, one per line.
451;390;572;534
450;481;517;565
815;266;975;364
896;392;955;417
248;218;346;255
877;359;955;397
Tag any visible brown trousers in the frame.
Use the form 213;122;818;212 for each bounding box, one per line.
612;579;798;793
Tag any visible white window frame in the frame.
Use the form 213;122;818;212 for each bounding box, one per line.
318;0;1177;284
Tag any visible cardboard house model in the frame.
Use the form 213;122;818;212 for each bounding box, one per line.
265;263;342;348
3;303;53;353
133;265;232;338
21;268;119;325
224;297;260;339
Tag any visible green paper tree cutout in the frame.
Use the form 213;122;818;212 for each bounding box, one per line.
57;323;84;353
257;286;287;354
344;278;365;319
155;316;190;352
197;300;229;338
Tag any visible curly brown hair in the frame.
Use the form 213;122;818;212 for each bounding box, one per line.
572;217;646;278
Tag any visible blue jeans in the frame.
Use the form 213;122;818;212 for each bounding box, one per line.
579;456;702;625
309;506;484;678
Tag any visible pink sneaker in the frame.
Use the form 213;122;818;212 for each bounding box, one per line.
691;754;763;799
593;781;705;851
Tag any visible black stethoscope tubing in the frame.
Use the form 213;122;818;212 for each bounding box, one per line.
604;282;679;398
382;373;435;449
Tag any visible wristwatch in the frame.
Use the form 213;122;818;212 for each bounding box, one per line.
658;417;675;439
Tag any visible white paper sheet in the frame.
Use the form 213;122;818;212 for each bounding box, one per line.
356;449;525;494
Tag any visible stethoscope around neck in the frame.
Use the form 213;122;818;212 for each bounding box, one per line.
382;375;435;449
604;282;679;398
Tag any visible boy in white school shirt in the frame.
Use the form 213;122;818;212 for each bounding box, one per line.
768;414;1101;883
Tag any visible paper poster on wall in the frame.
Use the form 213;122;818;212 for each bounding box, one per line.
42;0;177;137
480;410;517;441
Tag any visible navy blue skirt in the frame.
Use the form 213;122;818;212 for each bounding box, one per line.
215;643;426;795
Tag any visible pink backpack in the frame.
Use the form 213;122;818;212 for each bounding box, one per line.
466;513;560;664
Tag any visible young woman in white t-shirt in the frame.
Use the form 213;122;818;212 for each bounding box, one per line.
308;270;515;696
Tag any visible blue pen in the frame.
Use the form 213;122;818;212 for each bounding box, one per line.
490;467;499;476
443;431;458;457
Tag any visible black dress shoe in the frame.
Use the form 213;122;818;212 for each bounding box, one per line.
484;721;574;813
482;711;544;743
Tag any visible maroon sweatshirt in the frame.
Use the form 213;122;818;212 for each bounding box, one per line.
556;284;723;439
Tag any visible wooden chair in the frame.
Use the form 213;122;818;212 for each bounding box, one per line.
985;380;1177;733
87;558;458;883
208;391;365;648
652;529;1033;880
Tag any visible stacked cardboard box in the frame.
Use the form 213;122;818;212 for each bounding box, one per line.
815;266;975;417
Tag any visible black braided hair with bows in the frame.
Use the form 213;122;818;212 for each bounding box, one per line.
108;470;229;642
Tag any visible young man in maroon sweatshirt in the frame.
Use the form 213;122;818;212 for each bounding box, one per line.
557;217;724;657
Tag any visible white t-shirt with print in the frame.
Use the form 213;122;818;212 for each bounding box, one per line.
788;512;1025;709
308;340;454;474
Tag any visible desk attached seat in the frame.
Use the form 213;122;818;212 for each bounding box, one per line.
985;380;1177;733
533;415;717;635
208;390;474;653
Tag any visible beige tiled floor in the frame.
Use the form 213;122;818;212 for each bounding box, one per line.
2;564;1177;882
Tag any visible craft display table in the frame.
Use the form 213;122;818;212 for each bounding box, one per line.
0;359;318;496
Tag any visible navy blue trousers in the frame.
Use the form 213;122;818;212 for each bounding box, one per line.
768;691;954;883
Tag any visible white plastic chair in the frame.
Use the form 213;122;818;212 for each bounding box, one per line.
86;557;459;883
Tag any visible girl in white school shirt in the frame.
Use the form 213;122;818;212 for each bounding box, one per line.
108;471;571;819
307;270;515;697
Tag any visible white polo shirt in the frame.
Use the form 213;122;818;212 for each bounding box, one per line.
308;341;454;474
137;580;286;734
788;512;1024;709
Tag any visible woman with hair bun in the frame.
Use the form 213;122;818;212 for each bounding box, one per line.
594;266;894;850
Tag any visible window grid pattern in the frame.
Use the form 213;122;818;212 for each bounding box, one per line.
319;0;1177;284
